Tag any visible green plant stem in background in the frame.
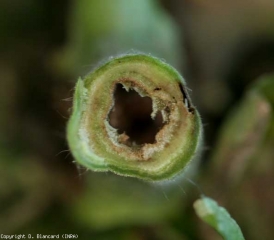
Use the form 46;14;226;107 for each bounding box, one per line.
194;196;245;240
208;74;273;185
67;53;202;181
61;0;194;231
58;0;182;76
201;74;274;240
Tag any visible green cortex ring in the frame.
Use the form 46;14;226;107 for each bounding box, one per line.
67;54;202;181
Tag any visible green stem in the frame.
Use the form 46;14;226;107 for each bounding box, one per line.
67;53;202;181
194;196;245;240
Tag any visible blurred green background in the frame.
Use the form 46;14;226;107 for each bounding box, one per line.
1;0;274;239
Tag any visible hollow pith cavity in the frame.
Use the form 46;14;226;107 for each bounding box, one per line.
108;84;165;145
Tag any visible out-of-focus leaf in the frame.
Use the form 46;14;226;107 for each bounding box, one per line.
201;74;274;240
209;91;271;184
194;196;245;240
69;173;183;229
252;74;274;106
55;0;182;76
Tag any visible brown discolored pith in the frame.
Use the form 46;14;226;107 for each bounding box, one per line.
108;83;165;146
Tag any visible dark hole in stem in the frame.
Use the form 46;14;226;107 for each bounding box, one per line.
108;84;165;145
